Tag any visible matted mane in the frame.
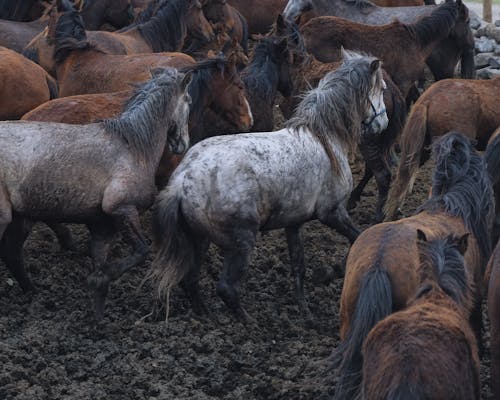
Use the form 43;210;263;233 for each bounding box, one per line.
137;0;190;52
417;235;471;307
286;52;381;180
102;68;184;160
405;1;459;48
418;132;494;263
53;9;102;63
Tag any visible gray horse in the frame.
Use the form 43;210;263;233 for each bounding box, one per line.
0;67;192;320
149;51;388;322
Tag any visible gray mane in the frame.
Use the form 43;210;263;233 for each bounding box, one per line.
286;52;381;179
102;68;183;160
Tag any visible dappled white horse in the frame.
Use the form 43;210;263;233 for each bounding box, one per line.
150;50;388;321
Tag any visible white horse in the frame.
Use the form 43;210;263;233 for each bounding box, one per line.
150;50;388;321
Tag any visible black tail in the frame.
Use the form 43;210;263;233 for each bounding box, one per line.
332;264;392;400
148;185;196;304
46;75;59;100
485;134;500;187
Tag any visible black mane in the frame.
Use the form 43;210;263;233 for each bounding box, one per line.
54;10;95;64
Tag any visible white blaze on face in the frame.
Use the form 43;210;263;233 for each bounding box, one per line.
244;97;254;128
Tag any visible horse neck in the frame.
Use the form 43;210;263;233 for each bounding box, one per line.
187;70;212;143
242;50;280;104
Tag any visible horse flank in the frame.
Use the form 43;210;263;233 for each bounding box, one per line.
102;68;183;161
285;54;380;181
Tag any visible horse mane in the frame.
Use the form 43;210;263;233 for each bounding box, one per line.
418;132;494;263
102;67;183;160
345;0;376;10
405;1;458;48
416;235;470;307
241;37;283;99
53;9;101;64
485;133;500;187
285;52;381;181
137;0;189;52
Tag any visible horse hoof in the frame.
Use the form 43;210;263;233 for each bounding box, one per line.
88;271;110;321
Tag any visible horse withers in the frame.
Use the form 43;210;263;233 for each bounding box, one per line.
149;50;388;322
0;67;192;320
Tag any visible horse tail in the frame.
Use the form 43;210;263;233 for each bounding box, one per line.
46;75;59;100
148;184;195;305
485;133;500;187
384;102;427;220
332;263;393;400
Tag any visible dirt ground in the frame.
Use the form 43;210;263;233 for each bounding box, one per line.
0;122;493;398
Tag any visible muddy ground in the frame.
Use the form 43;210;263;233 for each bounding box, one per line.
0;126;493;398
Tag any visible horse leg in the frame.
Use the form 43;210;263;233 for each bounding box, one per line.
1;217;33;292
470;295;484;357
285;225;312;319
372;166;392;223
347;164;373;211
216;231;256;322
319;205;360;245
46;223;76;251
180;238;210;316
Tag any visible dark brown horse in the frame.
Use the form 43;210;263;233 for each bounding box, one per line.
0;67;192;320
331;133;494;400
488;238;500;399
53;7;195;96
227;0;287;34
488;128;500;247
362;232;480;400
385;77;500;221
300;0;463;99
283;0;475;81
76;0;133;29
0;46;57;120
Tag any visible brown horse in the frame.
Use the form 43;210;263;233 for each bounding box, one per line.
0;67;192;320
0;46;57;120
331;133;494;400
202;0;248;54
227;0;287;34
384;77;500;221
299;0;463;99
76;0;133;30
23;55;253;185
53;7;195;96
362;232;480;400
488;238;500;399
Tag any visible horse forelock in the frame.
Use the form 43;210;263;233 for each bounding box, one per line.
102;68;184;160
417;236;471;307
407;1;458;48
54;10;94;63
418;133;494;263
285;54;376;179
138;0;189;52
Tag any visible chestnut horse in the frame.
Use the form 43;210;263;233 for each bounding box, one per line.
331;133;494;400
488;238;500;399
0;46;57;120
0;67;192;320
385;77;500;221
362;232;480;400
53;7;195;96
283;0;475;81
299;0;464;99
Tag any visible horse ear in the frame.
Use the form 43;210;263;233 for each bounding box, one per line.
417;229;427;243
181;71;193;91
454;233;469;255
370;59;381;74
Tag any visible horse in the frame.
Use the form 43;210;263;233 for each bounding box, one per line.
227;0;287;34
299;0;464;100
148;50;388;322
384;76;500;221
76;0;133;30
488;239;500;399
0;67;192;320
53;6;195;96
0;46;57;120
23;55;253;185
201;0;248;54
362;232;480;400
331;132;494;400
487;128;500;247
283;0;475;81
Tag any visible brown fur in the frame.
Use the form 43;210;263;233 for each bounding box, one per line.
0;46;57;120
488;241;500;400
362;287;480;400
227;0;287;34
299;7;457;99
385;77;500;220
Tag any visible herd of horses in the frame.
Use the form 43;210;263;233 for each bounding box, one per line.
1;0;500;398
